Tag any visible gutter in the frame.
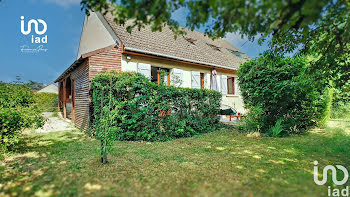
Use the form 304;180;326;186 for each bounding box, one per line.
124;47;238;71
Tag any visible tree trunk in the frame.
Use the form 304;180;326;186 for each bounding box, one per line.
101;140;108;164
100;89;108;164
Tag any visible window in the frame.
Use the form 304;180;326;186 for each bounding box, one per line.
184;37;197;45
207;43;221;51
227;77;235;95
151;66;170;85
200;73;204;89
226;48;243;58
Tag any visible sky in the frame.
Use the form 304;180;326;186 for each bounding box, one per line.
0;0;269;84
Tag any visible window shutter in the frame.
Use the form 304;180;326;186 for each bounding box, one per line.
137;63;151;79
235;77;241;95
221;75;227;95
171;68;183;87
127;62;138;72
204;73;211;89
191;71;201;89
182;70;191;88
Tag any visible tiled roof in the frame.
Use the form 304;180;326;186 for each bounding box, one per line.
103;13;249;70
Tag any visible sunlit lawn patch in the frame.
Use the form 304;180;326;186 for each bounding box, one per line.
0;120;349;196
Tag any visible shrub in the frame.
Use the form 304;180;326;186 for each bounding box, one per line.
331;82;350;119
35;92;58;112
332;82;350;107
268;118;284;137
0;82;43;150
238;52;330;135
90;71;221;141
240;106;265;133
318;88;333;127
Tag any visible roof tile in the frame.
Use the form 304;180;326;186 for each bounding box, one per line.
103;13;249;70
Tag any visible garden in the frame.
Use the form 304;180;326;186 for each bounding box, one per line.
0;119;349;196
0;52;349;196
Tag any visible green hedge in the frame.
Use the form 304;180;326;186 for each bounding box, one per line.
90;72;221;141
238;52;331;135
0;83;43;150
35;92;58;112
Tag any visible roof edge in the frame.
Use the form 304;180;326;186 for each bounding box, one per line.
54;44;117;83
37;83;58;92
54;59;83;83
95;12;122;46
124;47;237;71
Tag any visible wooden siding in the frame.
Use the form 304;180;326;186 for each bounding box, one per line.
66;46;122;132
56;45;128;132
70;59;90;131
89;46;122;79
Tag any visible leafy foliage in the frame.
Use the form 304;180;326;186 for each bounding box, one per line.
90;71;221;142
318;88;333;128
80;0;349;86
331;103;350;120
331;80;350;119
268;118;284;137
0;83;44;150
238;52;331;135
26;80;45;92
239;106;265;133
35;93;58;112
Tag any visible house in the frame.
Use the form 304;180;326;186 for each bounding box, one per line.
55;12;249;131
37;83;58;94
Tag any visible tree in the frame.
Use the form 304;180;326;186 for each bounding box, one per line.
80;0;349;85
25;80;45;92
238;51;331;135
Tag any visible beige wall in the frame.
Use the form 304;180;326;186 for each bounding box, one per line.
37;84;58;94
77;12;116;59
121;54;246;113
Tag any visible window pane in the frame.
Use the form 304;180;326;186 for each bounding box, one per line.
227;78;233;94
151;67;170;85
151;67;158;84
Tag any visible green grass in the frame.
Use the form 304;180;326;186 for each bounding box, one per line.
1;120;350;197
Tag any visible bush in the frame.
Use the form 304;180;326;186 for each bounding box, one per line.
35;93;58;112
331;82;350;119
268;118;284;137
238;52;330;135
0;82;43;150
90;71;221;141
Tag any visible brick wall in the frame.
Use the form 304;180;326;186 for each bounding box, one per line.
88;46;122;79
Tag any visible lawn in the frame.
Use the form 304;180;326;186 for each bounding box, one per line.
1;120;349;197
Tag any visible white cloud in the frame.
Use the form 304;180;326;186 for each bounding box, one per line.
43;0;81;8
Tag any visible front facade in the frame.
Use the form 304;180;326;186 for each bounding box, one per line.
55;12;248;131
